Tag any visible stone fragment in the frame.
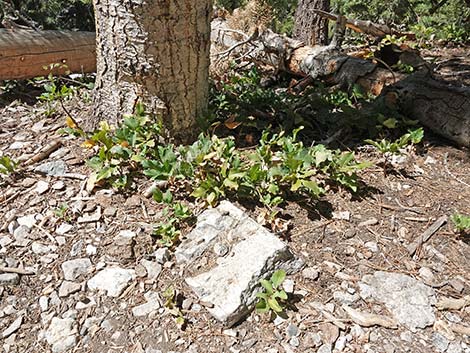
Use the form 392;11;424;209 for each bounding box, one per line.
359;271;436;331
34;181;50;194
61;258;93;281
108;230;136;259
87;267;135;297
2;315;23;338
0;273;20;285
56;223;73;235
12;225;30;247
286;323;299;337
302;267;320;281
77;207;102;224
182;201;302;326
34;161;68;176
32;242;55;255
332;211;350;221
131;297;161;317
432;332;450;352
358;218;378;227
317;344;332;353
333;291;360;305
39;296;49;312
16;214;37;228
58;281;81;297
140;259;162;280
152;248;170;264
45;317;77;353
51;181;65;190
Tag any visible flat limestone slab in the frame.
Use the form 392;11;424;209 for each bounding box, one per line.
181;201;303;327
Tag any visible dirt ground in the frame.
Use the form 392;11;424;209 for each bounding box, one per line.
0;46;469;353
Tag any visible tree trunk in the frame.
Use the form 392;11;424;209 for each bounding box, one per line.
92;1;212;143
293;0;330;46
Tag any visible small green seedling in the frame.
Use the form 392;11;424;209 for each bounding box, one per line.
255;269;288;315
0;155;17;175
163;286;186;329
451;213;470;233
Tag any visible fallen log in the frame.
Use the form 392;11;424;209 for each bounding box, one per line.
211;23;470;146
0;29;96;80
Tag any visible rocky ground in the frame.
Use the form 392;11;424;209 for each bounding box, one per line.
1;49;470;353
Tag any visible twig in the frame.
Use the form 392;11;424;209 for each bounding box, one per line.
33;223;57;244
23;140;62;166
444;152;470;188
0;266;35;275
407;215;447;256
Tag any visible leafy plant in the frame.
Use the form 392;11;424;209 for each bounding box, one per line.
54;203;71;221
37;64;75;117
255;269;288;315
0;155;18;175
451;213;470;233
162;286;186;329
365;127;423;155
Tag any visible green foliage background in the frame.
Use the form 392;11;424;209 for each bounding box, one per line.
0;0;468;41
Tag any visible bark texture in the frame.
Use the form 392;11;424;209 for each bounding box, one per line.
293;0;330;46
0;29;95;80
92;0;212;142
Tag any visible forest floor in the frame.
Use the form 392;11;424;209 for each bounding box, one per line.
0;46;469;353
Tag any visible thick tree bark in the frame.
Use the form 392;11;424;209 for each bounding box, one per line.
92;1;212;143
0;29;95;80
293;0;330;46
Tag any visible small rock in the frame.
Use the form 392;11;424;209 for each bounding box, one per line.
32;242;55;255
304;332;322;348
335;335;347;351
34;181;50;195
34;161;68;177
358;218;378;227
286;323;299;337
45;317;77;353
283;279;294;293
103;207;117;217
87;267;136;297
39;296;49;312
332;211;350;221
16;214;37;229
61;258;92;281
58;281;81;297
317;344;332;353
56;223;73;235
447;342;463;353
289;337;300;347
52;181;65;190
364;241;379;253
223;329;237;337
131;298;161;317
333;291;360;305
182;298;193;311
2;315;23;338
77;207;101;224
432;332;450;352
418;267;435;282
85;244;97;256
302;267;319;281
0;273;20;285
12;225;30;247
152;248;170;264
449;278;465;293
140;259;162;280
424;156;437;165
319;323;339;345
213;242;229;257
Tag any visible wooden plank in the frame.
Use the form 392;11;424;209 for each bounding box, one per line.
0;29;96;80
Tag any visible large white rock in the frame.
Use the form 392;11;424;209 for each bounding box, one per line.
181;201;303;327
87;267;136;297
45;317;77;353
359;271;436;331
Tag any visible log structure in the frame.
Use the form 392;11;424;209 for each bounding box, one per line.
0;29;95;80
